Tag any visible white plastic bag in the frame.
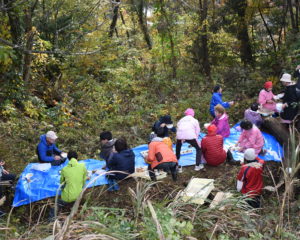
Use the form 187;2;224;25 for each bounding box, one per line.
236;180;243;192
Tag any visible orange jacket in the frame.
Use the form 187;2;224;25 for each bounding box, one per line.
147;138;177;169
162;137;173;150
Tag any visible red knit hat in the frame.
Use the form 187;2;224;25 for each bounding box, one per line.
207;124;217;134
264;81;272;89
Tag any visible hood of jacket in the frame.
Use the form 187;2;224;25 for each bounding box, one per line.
151;137;163;142
101;139;116;149
68;158;78;167
40;134;49;146
119;149;135;157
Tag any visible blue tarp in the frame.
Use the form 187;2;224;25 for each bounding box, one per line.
13;125;283;207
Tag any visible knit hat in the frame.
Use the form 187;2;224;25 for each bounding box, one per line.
184;108;195;117
161;115;173;124
280;73;292;83
244;148;256;161
264;81;272;89
207;124;217;134
46;131;58;140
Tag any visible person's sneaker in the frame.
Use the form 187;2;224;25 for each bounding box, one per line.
177;166;183;173
195;164;204;171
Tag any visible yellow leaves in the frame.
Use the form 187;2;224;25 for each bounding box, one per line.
24;100;40;119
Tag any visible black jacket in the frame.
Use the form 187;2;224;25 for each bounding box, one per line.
280;84;299;121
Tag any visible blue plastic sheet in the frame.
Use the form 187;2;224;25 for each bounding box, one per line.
13;159;108;207
13;125;283;207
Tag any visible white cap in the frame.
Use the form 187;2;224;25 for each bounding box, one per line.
244;148;256;161
280;73;292;83
46;131;58;140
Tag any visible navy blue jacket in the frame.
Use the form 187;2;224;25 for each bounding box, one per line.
37;135;62;162
152;118;176;137
209;92;230;117
107;149;135;180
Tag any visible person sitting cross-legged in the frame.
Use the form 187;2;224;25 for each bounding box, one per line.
145;128;178;181
106;138;135;191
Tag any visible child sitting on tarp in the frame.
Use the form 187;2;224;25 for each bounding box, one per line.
235;120;264;156
176;108;203;171
244;103;263;128
237;148;264;208
201;124;227;166
258;81;276;112
210;104;230;138
99;131;116;168
145;128;178;181
106;138;135;191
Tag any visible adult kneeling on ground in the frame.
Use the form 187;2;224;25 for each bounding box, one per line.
201;124;227;166
237;148;264;208
146;128;178;181
37;131;66;165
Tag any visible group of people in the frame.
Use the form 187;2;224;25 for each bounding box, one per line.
3;70;298;215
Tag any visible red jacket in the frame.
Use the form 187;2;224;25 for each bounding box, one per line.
147;138;177;169
237;162;263;197
201;133;226;166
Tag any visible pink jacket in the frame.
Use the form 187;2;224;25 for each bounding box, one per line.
237;125;264;156
258;89;276;111
176;115;200;140
211;113;230;138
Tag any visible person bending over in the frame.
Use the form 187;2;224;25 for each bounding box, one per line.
176;108;203;171
146;128;178;181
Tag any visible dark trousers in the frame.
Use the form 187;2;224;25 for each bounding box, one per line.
0;173;16;198
1;173;16;181
176;139;202;166
49;199;73;220
148;162;177;181
246;196;261;208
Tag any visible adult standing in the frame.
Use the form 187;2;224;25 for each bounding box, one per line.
176;108;203;171
280;73;299;123
209;85;234;117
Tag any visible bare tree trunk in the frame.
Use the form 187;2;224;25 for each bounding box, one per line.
22;0;38;84
199;0;211;77
159;0;177;78
231;0;254;66
278;2;288;47
132;0;152;49
296;0;299;30
258;7;277;53
287;0;298;32
109;0;120;37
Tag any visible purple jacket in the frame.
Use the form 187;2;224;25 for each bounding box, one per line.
244;109;263;127
211;113;230;138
